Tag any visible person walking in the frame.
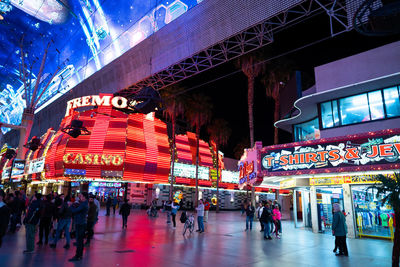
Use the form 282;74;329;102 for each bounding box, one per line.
0;190;11;248
196;199;205;233
23;193;42;254
332;203;348;256
272;204;282;238
85;195;97;247
119;199;131;229
260;202;273;240
165;200;172;224
38;194;55;245
112;196;118;215
50;195;72;249
106;196;112;216
256;202;264;232
203;199;210;222
245;201;255;231
69;192;89;262
171;200;180;229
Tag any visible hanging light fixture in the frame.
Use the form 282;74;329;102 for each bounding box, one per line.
61;120;90;138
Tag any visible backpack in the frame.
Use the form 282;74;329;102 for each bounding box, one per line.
180;211;187;223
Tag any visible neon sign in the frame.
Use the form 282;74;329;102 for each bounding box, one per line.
65;95;134;117
261;135;400;173
63;153;123;166
238;161;255;185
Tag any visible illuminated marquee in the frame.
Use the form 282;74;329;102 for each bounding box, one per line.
65;95;134;117
238;161;255;185
262;134;400;173
63;153;123;166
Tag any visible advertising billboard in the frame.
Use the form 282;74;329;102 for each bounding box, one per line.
0;0;201;134
28;158;45;174
11;159;25;180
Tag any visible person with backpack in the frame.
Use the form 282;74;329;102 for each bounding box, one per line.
50;195;72;249
119;199;131;229
23;193;42;253
260;202;273;240
245;201;255;231
171;200;180;229
0;190;11;248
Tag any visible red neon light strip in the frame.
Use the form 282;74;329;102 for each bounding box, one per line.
154;118;170;183
124;114;146;181
143;116;157;182
85;94;113;179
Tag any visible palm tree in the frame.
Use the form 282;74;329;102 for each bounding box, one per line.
185;93;213;206
207;118;231;213
236;54;263;147
236;53;263;207
369;173;400;267
161;86;186;200
262;58;293;145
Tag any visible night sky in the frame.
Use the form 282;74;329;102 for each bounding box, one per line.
168;12;400;159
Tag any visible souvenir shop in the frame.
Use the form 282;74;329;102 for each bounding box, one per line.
242;128;400;239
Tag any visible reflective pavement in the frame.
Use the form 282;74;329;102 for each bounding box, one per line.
0;209;392;267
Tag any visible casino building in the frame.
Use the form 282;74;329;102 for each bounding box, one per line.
239;41;400;239
0;93;276;210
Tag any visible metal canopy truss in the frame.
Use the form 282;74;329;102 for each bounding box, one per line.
118;0;363;97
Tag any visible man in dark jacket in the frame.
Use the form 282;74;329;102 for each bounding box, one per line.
50;195;72;249
260;202;273;240
38;194;55;245
119;199;131;229
106;196;112;216
23;193;42;253
69;192;89;262
85;195;97;246
9;191;24;233
0;190;11;248
245;201;255;231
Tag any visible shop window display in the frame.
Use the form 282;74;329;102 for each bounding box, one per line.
316;188;344;233
353;185;395;238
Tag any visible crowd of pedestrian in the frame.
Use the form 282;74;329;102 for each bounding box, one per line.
244;199;282;240
0;189;132;262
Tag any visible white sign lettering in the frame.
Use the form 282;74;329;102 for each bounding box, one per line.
65;95;130;117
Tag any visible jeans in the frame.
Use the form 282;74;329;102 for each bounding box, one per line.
197;216;204;232
106;206;111;216
171;214;176;227
39;217;52;243
75;224;86;257
274;220;281;235
166;211;171;223
263;222;271;238
113;205;116;215
25;224;36;251
53;218;71;245
246;216;253;230
122;215;128;228
259;219;264;231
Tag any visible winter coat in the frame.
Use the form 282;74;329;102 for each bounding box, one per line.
246;205;255;217
260;207;273;223
24;199;41;225
71;200;88;225
40;200;55;219
332;211;347;236
273;208;282;221
119;203;131;216
87;202;97;222
59;202;72;220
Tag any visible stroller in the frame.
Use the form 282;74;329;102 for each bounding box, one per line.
180;211;195;235
147;203;158;217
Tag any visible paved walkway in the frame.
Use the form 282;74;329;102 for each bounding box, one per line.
0;209;392;267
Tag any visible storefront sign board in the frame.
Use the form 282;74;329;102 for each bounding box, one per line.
309;174;388;186
261;133;400;175
28;158;45;174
